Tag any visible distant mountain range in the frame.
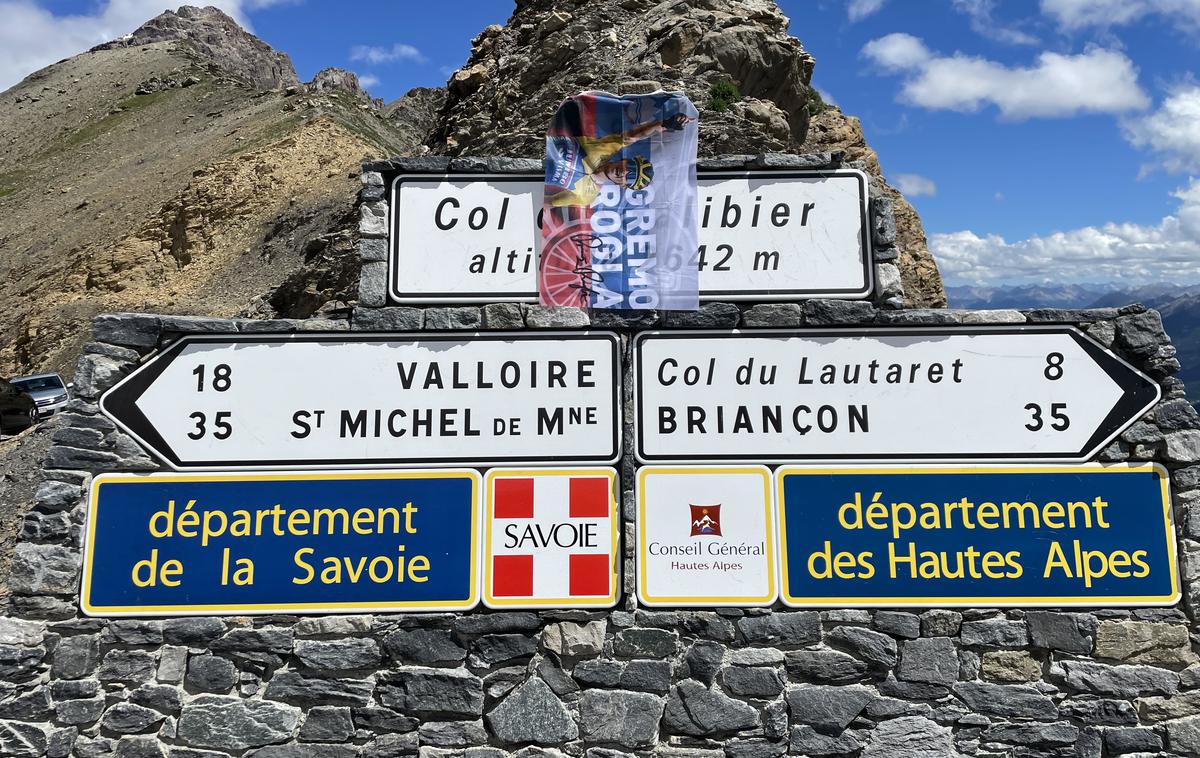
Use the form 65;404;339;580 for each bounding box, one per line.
948;283;1200;407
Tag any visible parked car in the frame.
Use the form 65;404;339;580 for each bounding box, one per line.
0;378;37;434
9;372;72;419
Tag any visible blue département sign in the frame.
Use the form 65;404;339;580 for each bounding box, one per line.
777;464;1178;607
82;470;480;616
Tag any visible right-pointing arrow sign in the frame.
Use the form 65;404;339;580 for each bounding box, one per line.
634;326;1160;463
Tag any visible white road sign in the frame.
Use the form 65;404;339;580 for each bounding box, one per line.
637;466;777;607
483;467;620;609
634;327;1160;463
389;170;871;303
101;332;621;470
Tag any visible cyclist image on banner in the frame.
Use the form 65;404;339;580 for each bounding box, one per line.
540;91;699;311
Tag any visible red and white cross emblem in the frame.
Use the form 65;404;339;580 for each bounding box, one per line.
485;470;618;608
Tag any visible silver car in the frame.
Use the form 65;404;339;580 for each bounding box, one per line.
10;372;72;419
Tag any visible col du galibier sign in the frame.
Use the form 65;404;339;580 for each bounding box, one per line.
388;169;871;303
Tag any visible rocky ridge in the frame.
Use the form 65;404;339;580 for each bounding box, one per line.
93;5;300;91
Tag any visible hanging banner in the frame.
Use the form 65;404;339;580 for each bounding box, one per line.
776;464;1179;608
541;91;699;310
81;470;481;617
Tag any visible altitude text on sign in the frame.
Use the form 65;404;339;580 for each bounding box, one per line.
389;170;871;302
634;327;1159;463
100;332;621;470
776;464;1179;607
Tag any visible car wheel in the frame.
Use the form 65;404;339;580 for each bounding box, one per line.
27;407;37;427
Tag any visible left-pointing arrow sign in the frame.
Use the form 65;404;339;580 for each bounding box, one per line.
100;331;622;470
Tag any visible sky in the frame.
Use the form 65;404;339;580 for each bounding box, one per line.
2;0;1199;289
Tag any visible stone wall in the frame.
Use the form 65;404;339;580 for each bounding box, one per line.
2;154;1199;758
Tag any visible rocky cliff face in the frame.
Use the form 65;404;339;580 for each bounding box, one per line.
429;0;815;155
308;67;375;105
425;0;945;306
93;5;299;90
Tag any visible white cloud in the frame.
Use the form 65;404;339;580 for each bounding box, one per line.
0;0;286;93
848;0;887;22
1041;0;1200;30
931;178;1200;286
892;173;937;197
349;43;426;65
357;73;381;91
1122;83;1200;175
814;87;838;107
861;33;1149;119
862;33;932;69
952;0;1040;44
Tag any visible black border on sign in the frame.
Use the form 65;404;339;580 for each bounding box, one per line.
100;331;623;470
387;170;874;303
632;326;1161;464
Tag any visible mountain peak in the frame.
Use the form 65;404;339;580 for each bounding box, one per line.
308;67;374;104
94;5;299;91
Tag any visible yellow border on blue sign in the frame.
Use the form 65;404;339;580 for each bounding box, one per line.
482;467;620;609
775;463;1180;608
636;465;777;607
80;469;482;617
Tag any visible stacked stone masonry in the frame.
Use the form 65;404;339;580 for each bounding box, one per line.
2;154;1199;757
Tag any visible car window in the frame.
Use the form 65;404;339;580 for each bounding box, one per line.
12;376;63;392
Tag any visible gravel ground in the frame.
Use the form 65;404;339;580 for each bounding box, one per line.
0;416;60;602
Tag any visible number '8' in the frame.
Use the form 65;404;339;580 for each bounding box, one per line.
1044;353;1064;381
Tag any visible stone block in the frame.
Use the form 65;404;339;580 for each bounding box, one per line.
578;689;664;748
741;303;803;327
785;648;869;684
359;201;387;237
424;307;482;330
1026;611;1092;654
960;618;1028;647
92;313;161;349
952;682;1058;720
52;635;99;680
357;261;388;307
377;667;483;718
898;637;958;685
482;303;525;329
786;683;874;732
185;655;236;694
352;306;422;331
1094;620;1197;666
294;638;383;670
542;621;605;658
862;716;954;758
827;626;897;668
526;306;590;328
981;650;1042;683
613;628;677;658
264;671;374;707
737;611;820;647
176;695;300;751
485;677;578;745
